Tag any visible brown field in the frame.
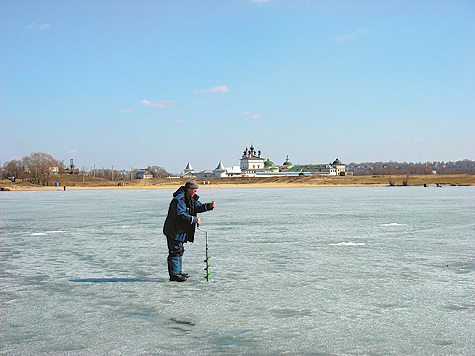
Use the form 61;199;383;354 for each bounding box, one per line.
1;174;474;191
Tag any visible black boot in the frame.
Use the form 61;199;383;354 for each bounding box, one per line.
178;271;190;278
170;273;187;282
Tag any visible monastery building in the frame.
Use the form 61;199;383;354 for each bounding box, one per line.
184;142;348;178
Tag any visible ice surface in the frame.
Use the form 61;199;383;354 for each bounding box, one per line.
328;242;366;246
1;187;474;355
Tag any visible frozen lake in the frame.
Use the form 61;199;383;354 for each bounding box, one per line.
1;186;474;355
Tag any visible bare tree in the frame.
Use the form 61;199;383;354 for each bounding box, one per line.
57;160;66;173
22;152;58;186
2;160;25;182
148;165;169;178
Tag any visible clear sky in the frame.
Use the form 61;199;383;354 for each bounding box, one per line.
1;0;474;174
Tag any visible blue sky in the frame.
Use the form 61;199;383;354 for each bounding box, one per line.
1;0;473;173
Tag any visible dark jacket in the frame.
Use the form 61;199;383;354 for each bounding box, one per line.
163;186;213;243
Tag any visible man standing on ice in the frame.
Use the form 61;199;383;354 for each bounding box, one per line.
163;180;216;282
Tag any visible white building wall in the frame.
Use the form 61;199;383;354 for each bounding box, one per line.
225;166;242;176
334;165;345;175
241;158;264;170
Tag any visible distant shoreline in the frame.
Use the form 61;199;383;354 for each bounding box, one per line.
1;174;474;191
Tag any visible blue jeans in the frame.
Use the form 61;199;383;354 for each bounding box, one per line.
167;233;185;277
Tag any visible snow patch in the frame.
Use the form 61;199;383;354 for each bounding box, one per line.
329;242;366;246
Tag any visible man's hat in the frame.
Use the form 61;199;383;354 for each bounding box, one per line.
185;180;199;189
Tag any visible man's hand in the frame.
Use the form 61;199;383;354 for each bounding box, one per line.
210;201;216;209
196;217;201;225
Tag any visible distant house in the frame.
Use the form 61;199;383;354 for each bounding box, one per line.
289;164;336;175
136;169;153;179
225;165;243;176
332;159;347;176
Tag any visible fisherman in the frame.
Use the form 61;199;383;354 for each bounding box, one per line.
163;180;215;282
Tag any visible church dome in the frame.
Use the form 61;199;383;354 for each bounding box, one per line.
283;155;293;166
264;158;275;167
332;159;343;165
